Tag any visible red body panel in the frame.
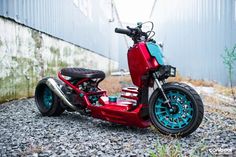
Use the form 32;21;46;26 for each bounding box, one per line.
58;73;150;128
128;42;159;87
88;97;150;128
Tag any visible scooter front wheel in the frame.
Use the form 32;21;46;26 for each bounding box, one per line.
149;82;204;137
35;77;65;116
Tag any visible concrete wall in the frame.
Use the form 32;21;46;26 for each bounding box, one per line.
0;17;118;103
0;0;127;63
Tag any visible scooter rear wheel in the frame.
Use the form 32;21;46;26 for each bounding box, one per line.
149;82;204;137
35;77;65;116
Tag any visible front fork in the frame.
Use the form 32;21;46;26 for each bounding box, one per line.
153;73;173;109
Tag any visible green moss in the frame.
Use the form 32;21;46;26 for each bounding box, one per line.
0;75;32;103
0;73;38;103
11;56;34;74
15;81;28;93
0;95;15;104
47;55;68;68
29;79;38;90
50;46;60;57
58;61;68;67
0;76;14;91
31;30;42;49
13;56;34;64
44;68;57;77
47;57;57;68
0;55;40;103
45;59;57;76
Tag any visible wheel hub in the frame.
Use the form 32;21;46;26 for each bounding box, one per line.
43;87;53;109
169;105;179;114
154;90;194;129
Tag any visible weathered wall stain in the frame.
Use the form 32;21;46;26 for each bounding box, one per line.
0;38;3;47
31;30;44;79
0;17;118;103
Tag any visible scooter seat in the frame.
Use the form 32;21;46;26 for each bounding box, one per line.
60;68;105;79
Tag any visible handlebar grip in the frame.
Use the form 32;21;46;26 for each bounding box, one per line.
115;28;131;35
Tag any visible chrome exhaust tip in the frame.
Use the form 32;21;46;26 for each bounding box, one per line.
46;78;79;111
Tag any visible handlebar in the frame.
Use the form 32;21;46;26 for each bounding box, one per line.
115;28;131;36
114;22;155;44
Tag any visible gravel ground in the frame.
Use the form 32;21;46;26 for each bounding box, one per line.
0;98;236;157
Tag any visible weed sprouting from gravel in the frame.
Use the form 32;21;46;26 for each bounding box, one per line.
149;141;209;157
20;144;43;156
149;142;182;157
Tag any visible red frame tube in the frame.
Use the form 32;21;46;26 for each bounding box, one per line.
58;72;106;107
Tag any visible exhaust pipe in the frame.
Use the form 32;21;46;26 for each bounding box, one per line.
46;78;79;111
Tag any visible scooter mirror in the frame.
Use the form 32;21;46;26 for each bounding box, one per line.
137;22;142;28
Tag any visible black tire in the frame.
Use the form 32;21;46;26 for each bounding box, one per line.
35;77;65;116
149;82;204;137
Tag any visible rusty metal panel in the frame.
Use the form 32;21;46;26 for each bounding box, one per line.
151;0;236;85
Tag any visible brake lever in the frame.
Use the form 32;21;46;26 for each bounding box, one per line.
127;26;132;30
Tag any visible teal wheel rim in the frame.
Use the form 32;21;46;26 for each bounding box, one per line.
43;87;53;109
154;90;193;129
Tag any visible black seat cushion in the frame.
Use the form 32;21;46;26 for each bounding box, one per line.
61;68;105;79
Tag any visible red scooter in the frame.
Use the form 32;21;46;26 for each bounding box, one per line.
35;22;203;137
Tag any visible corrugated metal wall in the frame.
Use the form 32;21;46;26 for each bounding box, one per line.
152;0;236;85
0;0;126;62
